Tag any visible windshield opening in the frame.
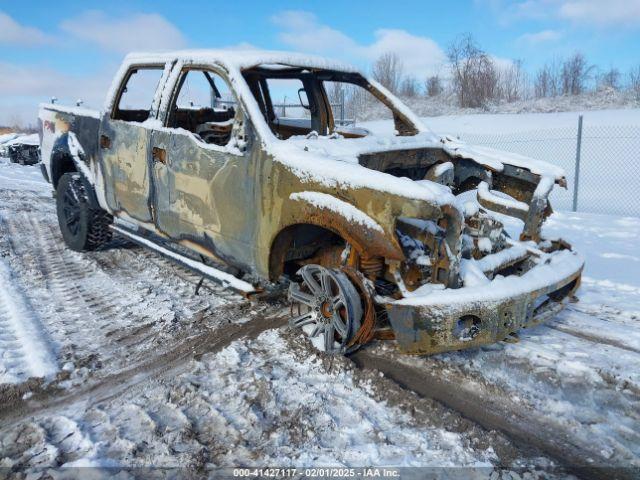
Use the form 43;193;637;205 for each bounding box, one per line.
241;65;418;140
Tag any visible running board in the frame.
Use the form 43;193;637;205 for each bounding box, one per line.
111;225;257;297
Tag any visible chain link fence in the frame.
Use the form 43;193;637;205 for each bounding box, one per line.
222;94;639;217
456;117;640;217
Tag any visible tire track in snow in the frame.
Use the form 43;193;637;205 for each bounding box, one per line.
350;349;636;480
2;211;181;382
0;258;57;383
0;310;288;427
546;322;640;355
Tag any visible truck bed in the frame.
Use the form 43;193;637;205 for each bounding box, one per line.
38;103;102;186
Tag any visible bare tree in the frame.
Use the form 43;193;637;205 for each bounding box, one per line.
399;75;420;97
534;60;561;98
630;65;640;100
597;67;621;90
447;34;499;108
372;52;404;94
8;114;24;132
499;59;527;102
326;81;344;105
425;75;443;97
325;80;374;122
561;52;593;95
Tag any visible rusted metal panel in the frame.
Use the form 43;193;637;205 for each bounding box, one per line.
387;265;582;355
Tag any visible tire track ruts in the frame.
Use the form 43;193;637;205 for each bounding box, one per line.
0;311;288;427
350;349;638;480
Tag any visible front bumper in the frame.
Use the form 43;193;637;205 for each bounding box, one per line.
386;249;584;355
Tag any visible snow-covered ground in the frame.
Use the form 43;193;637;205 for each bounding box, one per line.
365;108;639;136
0;154;638;474
0;159;550;474
354;87;640;121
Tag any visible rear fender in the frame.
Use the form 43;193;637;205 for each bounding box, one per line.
51;132;100;209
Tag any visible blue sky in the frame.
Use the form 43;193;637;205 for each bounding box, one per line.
1;0;640;125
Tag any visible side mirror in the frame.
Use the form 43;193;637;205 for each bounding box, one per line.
298;88;310;110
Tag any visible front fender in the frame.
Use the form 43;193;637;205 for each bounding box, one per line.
287;191;404;260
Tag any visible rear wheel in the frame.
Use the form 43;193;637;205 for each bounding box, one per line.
288;264;362;354
56;172;113;251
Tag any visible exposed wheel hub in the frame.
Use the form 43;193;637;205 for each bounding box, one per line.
288;264;363;354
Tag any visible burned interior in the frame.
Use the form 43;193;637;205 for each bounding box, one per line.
242;66;417;139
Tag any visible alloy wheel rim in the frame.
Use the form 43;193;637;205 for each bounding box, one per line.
288;264;362;354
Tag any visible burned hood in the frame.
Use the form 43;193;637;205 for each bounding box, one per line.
440;136;566;181
283;131;566;183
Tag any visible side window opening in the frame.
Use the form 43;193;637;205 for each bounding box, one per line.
168;69;238;146
242;70;321;140
265;78;312;137
242;66;418;140
323;80;378;138
113;67;164;122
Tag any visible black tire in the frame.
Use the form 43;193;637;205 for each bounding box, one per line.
56;172;113;251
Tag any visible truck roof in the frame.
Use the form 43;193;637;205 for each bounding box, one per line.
123;49;359;73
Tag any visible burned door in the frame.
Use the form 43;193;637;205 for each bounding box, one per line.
99;64;169;223
150;67;256;268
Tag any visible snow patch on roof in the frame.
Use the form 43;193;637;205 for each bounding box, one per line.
39;103;101;120
3;133;40;147
123;49;359;73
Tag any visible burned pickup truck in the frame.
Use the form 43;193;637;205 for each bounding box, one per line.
38;50;583;355
4;133;40;165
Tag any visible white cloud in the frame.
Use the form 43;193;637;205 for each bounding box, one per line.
0;61;115;125
60;10;187;53
559;0;640;27
518;29;563;45
0;11;52;46
482;0;640;28
367;29;447;78
272;11;359;52
271;10;447;78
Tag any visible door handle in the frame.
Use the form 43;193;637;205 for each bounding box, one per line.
99;135;111;149
152;146;167;164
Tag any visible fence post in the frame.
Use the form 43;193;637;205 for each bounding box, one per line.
572;115;583;212
340;89;345;125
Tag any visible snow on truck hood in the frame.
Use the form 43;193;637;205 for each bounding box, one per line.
4;133;40;147
268;130;566;208
441;136;566;180
268;131;458;208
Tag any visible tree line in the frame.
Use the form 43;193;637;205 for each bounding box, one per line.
371;34;640;109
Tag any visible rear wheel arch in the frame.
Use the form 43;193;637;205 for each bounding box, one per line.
50;133;101;209
55;172;112;251
50;149;76;190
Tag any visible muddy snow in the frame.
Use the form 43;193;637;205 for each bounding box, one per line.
0;157;638;476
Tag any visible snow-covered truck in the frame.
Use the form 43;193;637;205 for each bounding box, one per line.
3;133;40;165
38;50;584;355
